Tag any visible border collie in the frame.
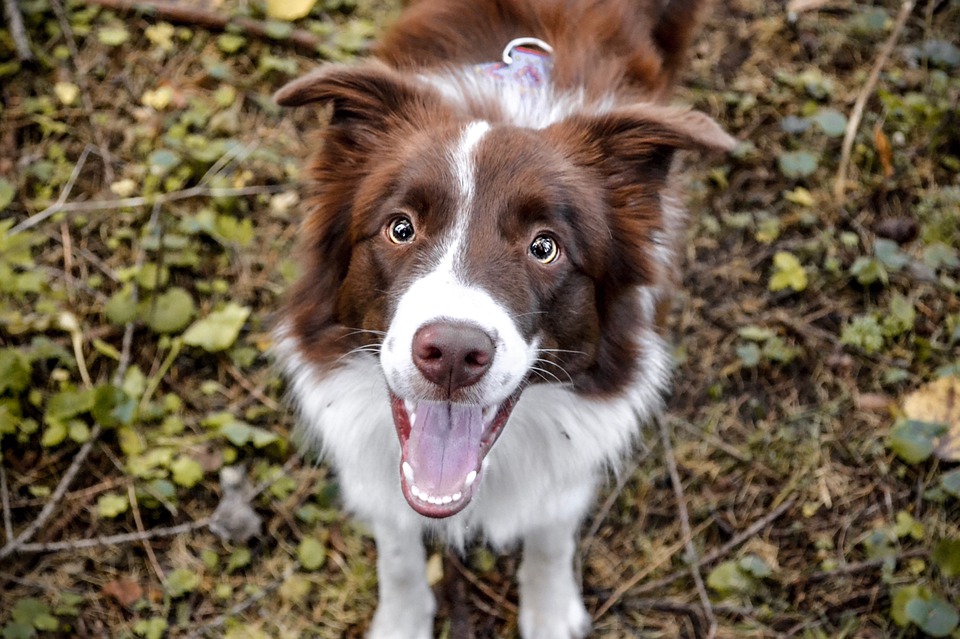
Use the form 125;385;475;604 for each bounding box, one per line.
274;1;734;636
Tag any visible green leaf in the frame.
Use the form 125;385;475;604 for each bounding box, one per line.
182;303;250;352
11;598;54;629
170;455;203;488
133;617;168;639
932;538;960;578
809;108;847;137
738;554;772;578
942;469;960;498
165;568;200;598
769;251;808;292
45;388;95;424
888;419;949;464
2;621;35;639
905;596;959;637
92;385;136;428
706;561;755;596
143;287;196;334
0;177;15;212
874;239;909;271
217;33;247;54
882;294;916;337
297;536;327;571
104;285;138;326
893;510;923;540
736;342;761;367
737;326;775;342
226;547;251;573
97;25;129;46
777;150;819;179
40;421;68;448
849;256;888;285
840;315;884;354
97;493;129;518
891;584;925;627
0;349;31;394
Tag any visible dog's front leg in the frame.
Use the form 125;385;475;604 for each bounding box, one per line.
367;521;435;639
518;522;592;639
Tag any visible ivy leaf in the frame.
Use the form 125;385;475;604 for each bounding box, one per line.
769;251;808;292
297;536;327;571
840;315;884;353
97;25;129;46
170;455;204;488
0;177;15;211
0;348;31;394
97;493;130;518
165;569;200;598
706;560;755;596
887;419;948;464
182;303;250;352
810;108;847;137
932;538;960;578
143;287;196;334
777;150;819;179
905;596;959;637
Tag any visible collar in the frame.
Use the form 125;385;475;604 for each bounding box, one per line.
473;38;554;89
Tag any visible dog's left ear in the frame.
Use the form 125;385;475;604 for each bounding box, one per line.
548;105;735;286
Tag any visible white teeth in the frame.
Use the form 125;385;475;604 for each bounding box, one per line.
464;470;477;488
404;399;415;415
402;462;414;483
408;486;465;506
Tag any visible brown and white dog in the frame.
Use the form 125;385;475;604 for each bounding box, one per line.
274;1;734;637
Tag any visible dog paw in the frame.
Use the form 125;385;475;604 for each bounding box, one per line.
519;596;592;639
366;617;432;639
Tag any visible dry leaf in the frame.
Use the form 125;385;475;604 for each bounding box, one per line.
102;577;143;607
874;123;894;179
902;376;960;461
265;0;317;21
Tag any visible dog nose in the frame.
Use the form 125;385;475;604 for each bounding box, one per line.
412;322;494;392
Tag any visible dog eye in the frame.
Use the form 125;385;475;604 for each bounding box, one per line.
529;234;559;264
387;216;416;244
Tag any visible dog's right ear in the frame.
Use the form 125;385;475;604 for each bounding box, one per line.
275;62;445;133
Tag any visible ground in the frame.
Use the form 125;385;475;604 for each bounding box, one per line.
1;0;959;637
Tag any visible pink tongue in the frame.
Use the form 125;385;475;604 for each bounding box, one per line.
405;401;484;496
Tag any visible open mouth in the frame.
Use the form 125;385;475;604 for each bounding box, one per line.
390;392;518;518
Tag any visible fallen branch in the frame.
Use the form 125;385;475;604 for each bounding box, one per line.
833;0;915;202
80;0;325;55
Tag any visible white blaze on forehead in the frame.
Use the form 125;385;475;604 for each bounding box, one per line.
437;120;490;274
380;120;537;405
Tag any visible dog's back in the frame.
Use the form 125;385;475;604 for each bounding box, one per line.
375;0;711;99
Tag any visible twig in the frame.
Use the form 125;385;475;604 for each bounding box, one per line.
796;548;927;584
657;416;717;639
10;184;288;236
128;484;167;585
80;0;326;55
11;518;210;553
0;464;13;543
2;0;34;61
0;424;104;560
632;498;798;598
833;0;915;202
225;363;281;412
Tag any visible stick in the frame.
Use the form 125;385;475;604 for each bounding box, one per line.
128;484;167;585
0;424;103;560
0;464;13;543
2;0;34;61
10;183;287;236
833;0;915;202
11;518;209;553
657;416;717;638
80;0;326;55
632;498;797;598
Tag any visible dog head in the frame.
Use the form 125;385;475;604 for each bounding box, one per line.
276;63;733;517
